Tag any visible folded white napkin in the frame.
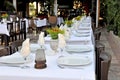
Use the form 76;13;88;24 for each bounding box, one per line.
58;33;66;49
38;32;45;46
20;38;30;57
59;24;64;30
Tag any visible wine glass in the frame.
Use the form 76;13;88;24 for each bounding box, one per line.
50;39;58;53
20;48;30;69
59;45;65;57
58;34;66;56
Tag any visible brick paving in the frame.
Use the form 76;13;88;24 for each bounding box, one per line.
101;28;120;80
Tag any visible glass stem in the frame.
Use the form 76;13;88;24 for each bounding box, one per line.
24;57;27;60
60;48;63;56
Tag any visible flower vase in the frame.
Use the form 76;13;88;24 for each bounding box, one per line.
50;39;58;53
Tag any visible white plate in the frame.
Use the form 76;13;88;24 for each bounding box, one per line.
80;23;91;27
57;56;92;66
72;31;90;37
73;33;90;37
0;52;33;64
75;30;90;34
78;27;91;30
65;45;92;53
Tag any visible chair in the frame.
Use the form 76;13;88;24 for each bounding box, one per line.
20;20;26;39
0;22;15;46
0;34;4;45
48;16;57;27
7;22;16;43
0;47;10;57
9;40;24;54
99;52;112;80
94;27;102;41
14;21;21;40
28;19;36;34
95;40;105;79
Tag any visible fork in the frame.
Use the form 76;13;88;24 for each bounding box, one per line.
57;64;84;69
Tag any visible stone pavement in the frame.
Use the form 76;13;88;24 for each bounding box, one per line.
100;28;120;80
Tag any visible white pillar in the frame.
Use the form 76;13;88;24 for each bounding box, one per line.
13;0;17;11
96;0;99;27
54;0;58;16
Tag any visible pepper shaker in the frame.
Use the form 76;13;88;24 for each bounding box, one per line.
34;48;47;69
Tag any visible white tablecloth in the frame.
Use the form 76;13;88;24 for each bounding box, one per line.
34;18;47;27
57;17;64;26
33;17;64;27
0;16;96;80
0;43;95;80
0;23;9;36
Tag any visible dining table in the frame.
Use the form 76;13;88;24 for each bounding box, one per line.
0;22;10;46
0;16;96;80
0;22;9;36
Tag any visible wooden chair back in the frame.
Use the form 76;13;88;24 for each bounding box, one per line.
0;47;10;57
14;21;21;40
7;22;16;42
99;52;112;80
20;20;26;39
9;40;24;54
95;41;105;79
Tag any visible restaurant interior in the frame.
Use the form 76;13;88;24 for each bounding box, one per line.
0;0;120;80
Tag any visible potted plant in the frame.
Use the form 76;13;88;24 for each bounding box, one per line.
1;13;8;22
75;16;82;21
65;19;73;28
1;13;8;19
46;26;64;53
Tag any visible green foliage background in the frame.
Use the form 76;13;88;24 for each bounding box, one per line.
101;0;120;36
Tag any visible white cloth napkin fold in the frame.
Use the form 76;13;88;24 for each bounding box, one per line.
58;33;66;49
38;32;45;46
59;24;64;30
20;38;30;57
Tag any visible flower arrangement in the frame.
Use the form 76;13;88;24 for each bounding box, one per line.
75;16;82;21
1;13;8;19
46;26;64;39
65;19;73;27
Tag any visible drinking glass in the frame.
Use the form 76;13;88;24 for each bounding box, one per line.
50;39;58;53
20;49;30;69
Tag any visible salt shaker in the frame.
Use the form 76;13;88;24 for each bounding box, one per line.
34;48;47;69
